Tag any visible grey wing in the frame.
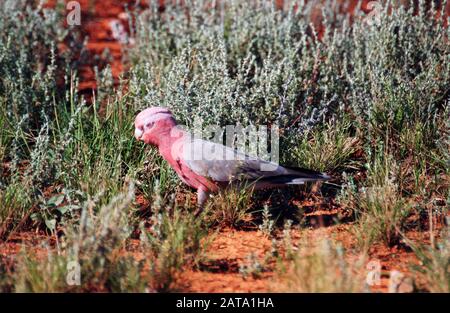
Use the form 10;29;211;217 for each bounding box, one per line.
182;139;287;182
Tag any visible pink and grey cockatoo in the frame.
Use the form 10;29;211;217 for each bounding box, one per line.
134;107;330;213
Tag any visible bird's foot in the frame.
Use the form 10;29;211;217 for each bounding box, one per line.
194;205;205;217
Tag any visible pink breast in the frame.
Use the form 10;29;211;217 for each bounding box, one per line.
159;145;219;192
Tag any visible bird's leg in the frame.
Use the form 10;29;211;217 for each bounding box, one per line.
194;187;210;217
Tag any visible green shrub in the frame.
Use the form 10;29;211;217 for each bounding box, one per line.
273;238;368;292
0;0;72;137
129;0;449;177
292;119;361;172
406;217;450;293
0;0;73;237
142;202;210;292
340;152;413;247
206;183;255;228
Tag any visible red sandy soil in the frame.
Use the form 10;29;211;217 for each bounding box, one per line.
178;225;434;293
0;221;435;292
180;230;275;292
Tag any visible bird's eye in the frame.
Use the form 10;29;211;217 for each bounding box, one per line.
145;122;154;129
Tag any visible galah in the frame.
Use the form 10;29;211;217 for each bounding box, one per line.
134;107;330;213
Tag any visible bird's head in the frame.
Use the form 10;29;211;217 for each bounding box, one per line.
134;107;178;146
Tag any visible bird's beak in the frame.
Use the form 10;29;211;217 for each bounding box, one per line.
134;128;143;140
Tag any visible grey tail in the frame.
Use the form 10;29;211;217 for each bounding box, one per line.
262;166;331;185
285;166;331;180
